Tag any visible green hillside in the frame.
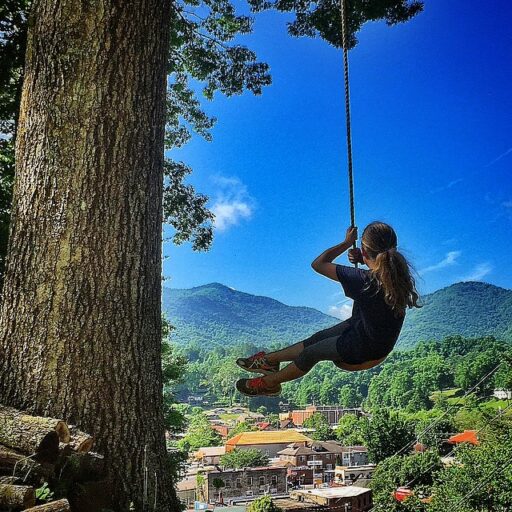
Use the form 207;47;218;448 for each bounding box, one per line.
162;283;337;347
398;281;512;348
163;281;512;349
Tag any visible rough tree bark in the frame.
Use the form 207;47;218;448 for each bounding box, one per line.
0;0;177;510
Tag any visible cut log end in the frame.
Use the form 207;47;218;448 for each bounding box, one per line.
55;421;71;443
0;483;36;508
72;435;94;453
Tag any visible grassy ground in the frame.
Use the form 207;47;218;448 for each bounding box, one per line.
219;413;240;422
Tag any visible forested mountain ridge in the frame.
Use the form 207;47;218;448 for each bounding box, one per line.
399;281;512;348
163;281;512;349
162;283;336;347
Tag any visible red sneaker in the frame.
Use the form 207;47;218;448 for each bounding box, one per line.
236;377;282;397
236;352;280;375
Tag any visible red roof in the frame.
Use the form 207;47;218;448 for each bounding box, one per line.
448;430;479;445
256;422;271;430
394;487;413;502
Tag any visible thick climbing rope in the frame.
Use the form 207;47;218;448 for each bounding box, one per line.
340;0;356;233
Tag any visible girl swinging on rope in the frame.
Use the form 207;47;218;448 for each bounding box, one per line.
236;221;420;396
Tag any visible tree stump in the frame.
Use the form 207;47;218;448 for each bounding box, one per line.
0;483;36;509
24;499;71;511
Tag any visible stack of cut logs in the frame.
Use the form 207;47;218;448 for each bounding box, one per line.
0;405;105;511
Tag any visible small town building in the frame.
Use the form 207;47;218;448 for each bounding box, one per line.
493;388;512;400
282;406;363;427
237;412;266;424
177;477;197;507
290;486;372;511
226;431;312;458
278;442;368;472
203;467;288;502
280;418;297;429
334;465;376;485
287;467;314;487
195;446;227;465
256;422;272;431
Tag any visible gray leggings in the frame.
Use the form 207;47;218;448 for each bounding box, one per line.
294;321;351;373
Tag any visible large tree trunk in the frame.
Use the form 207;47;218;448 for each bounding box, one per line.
0;0;177;510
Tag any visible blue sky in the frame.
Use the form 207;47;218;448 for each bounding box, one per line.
163;0;512;317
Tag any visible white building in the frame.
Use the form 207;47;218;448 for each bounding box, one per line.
493;389;512;400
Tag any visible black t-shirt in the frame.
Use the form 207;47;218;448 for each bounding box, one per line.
335;265;405;361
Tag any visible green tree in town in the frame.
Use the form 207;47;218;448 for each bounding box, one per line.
212;478;225;500
338;385;363;408
414;413;455;450
162;317;188;435
303;413;334;441
335;414;366;446
178;412;223;452
370;451;442;511
428;422;512;511
227;421;258;440
363;409;415;463
247;495;283;512
220;448;270;469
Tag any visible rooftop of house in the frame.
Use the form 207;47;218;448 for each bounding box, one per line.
195;446;226;458
448;430;479;445
278;442;366;456
335;464;376;471
206;466;287;477
213;507;246;512
177;477;197;492
226;430;312;447
237;412;266;422
292;486;371;499
273;498;326;510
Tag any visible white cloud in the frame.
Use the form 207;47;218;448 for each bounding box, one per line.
429;178;463;195
502;200;512;220
328;302;353;320
485;147;512;167
461;262;493;282
210;176;255;232
419;251;461;275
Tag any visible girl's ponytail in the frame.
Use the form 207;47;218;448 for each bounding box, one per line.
362;222;420;316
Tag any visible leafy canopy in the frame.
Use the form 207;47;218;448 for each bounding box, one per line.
303;412;334;441
220;448;270;469
1;0;425;284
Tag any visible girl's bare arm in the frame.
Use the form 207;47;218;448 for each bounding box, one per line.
311;227;357;281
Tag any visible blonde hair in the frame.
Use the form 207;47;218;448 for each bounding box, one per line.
362;221;420;316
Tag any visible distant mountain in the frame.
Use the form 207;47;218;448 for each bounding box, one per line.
162;283;337;348
163;281;512;350
398;281;512;348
